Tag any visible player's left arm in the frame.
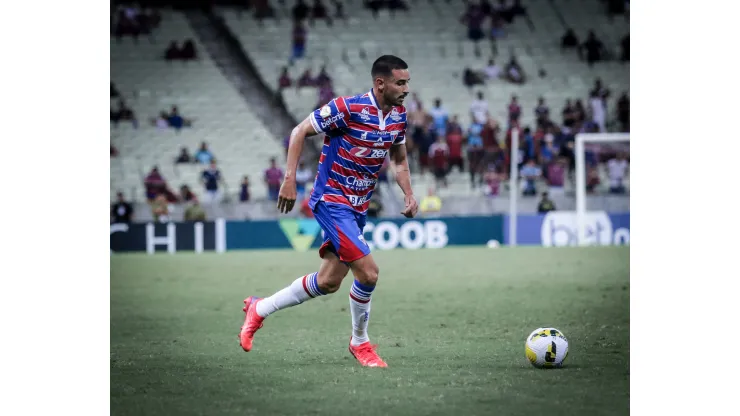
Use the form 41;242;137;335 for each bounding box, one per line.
390;129;418;218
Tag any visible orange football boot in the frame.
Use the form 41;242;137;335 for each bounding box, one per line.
348;338;388;367
239;296;264;352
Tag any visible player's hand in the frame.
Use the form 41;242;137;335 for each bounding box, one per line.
401;194;418;218
277;179;297;214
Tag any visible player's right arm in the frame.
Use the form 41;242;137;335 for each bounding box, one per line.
277;98;349;214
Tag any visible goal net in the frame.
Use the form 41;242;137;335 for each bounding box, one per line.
574;133;630;247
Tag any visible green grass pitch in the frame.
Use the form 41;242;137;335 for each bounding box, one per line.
111;246;629;416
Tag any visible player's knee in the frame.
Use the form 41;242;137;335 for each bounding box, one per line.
357;263;379;286
317;279;342;294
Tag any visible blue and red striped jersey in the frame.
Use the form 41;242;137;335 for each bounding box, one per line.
307;89;407;214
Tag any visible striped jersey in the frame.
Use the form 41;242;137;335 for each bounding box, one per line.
307;89;407;214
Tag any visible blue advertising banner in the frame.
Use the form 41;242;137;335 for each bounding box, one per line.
504;212;630;246
225;216;505;251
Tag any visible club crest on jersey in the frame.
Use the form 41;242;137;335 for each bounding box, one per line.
320;105;332;119
389;108;402;122
359;107;371;121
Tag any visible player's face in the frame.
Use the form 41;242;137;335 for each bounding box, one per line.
380;69;410;106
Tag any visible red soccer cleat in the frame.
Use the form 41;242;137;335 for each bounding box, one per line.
348;338;388;368
239;296;264;352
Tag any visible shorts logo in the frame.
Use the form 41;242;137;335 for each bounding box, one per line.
319;105;332;118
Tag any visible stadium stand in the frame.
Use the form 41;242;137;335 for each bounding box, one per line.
111;9;287;215
217;0;629;201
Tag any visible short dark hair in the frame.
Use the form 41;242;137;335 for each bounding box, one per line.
371;55;408;78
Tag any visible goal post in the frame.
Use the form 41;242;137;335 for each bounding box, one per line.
575;133;630;247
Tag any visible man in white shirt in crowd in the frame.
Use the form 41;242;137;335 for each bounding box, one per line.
470;91;489;125
607;153;629;194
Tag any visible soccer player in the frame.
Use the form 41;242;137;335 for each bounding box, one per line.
239;55;418;367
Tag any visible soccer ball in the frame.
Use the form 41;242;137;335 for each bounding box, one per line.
525;327;569;368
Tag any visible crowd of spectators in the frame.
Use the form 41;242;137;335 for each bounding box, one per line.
402;78;629;198
112;5;162;42
164;39;198;61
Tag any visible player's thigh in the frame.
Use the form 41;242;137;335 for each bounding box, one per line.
317;251;350;293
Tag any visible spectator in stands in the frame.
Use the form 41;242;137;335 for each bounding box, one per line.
278;67;293;89
608;153;629;194
316;79;335;108
591;78;611;106
562;99;576;128
467;117;485;187
297;69;315;88
470;91;489;125
295;161;312;201
151;193;170;223
181;39;197;61
111;82;120;98
202;160;224;204
111;100;138;128
175;147;192;164
144;166;167;201
111;192;134;224
537;192;556;214
484;59;501;80
293;0;310;22
534;97;550;129
164;41;182;61
483;164;502;197
168;106;187;130
580;31;606;66
573;99;587;123
446;116;464;173
461;2;486;42
367;194;383;218
546;157;567;195
291;21;308;63
265;157;284;201
366;0;383;18
316;66;332;86
617;93;629;132
184;200;207;222
420;188;443;217
312;0;331;24
620;34;629;62
561;29;579;50
463;67;485;88
195;142;215;165
406;92;421;113
111;145;119;158
429;136;450;188
504;57;525;84
180;185;197;203
430;99;449;138
520;159;541;196
587;165;601;194
490;10;505;39
240;176;251;203
333;0;347;21
589;91;607;132
507;95;521;125
253;0;276;21
152;111;169;129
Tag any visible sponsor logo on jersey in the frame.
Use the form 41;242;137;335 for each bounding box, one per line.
347;194;370;206
389;108;402;122
320;113;345;129
345;175;377;191
359;107;371;121
349;147;388;158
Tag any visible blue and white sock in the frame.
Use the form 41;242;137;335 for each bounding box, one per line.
349;280;375;346
256;272;325;318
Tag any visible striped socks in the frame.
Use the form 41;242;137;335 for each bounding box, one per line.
255;272;325;318
349;280;375;346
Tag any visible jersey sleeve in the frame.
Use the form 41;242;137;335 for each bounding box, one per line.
393;120;407;145
309;97;350;134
